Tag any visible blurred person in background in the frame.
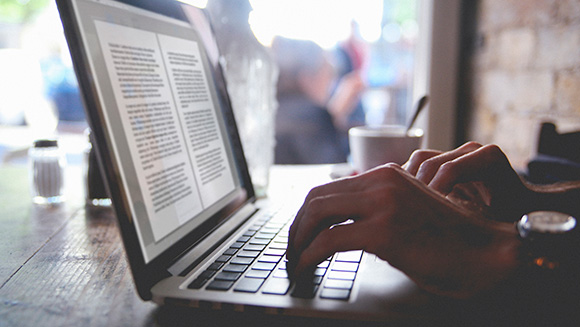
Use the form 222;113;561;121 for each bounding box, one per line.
333;20;369;154
272;36;365;164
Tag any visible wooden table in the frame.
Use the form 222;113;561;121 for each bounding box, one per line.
0;161;389;327
2;159;573;326
0;163;158;326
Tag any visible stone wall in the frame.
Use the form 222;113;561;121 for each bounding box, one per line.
465;0;580;169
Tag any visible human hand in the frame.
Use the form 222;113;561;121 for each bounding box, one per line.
287;163;520;298
403;142;534;222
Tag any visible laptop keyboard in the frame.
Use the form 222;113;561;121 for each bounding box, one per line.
187;207;362;301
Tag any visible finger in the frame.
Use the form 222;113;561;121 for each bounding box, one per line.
288;164;419;265
415;141;482;185
289;169;389;253
291;222;372;278
290;181;349;243
428;144;511;194
402;149;442;175
289;177;358;255
289;164;418;268
446;182;489;203
289;191;374;260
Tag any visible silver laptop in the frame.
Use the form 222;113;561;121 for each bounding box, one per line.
56;0;423;321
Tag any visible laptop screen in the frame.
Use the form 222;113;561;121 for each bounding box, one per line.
62;0;252;264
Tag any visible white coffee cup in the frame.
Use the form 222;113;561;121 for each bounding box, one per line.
349;125;424;173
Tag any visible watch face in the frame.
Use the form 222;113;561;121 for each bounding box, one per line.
525;211;576;234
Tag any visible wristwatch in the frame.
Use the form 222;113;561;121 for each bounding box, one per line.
517;211;577;270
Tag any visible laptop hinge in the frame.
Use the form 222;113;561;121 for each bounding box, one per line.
167;202;258;276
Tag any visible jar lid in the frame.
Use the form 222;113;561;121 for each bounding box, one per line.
33;139;58;148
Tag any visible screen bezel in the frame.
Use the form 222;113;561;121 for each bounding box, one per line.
56;0;256;300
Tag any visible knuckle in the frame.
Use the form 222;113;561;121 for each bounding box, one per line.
373;164;399;180
438;160;458;177
433;161;462;190
480;144;509;163
481;143;503;156
305;185;324;201
305;196;329;219
462;141;482;149
409;149;436;163
417;157;439;174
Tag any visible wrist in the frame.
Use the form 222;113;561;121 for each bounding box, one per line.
479;224;521;280
455;223;521;298
517;211;578;268
510;211;580;298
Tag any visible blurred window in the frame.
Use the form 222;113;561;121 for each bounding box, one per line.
248;0;420;126
0;0;419;162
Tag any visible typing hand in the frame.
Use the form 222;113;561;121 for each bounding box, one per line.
403;141;534;222
287;163;519;298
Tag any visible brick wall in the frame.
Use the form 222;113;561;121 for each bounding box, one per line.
465;0;580;169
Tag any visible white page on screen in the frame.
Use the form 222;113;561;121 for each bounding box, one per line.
94;19;236;244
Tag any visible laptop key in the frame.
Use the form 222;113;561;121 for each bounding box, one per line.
272;269;288;278
243;230;256;237
273;236;288;243
237;250;260;258
249;238;270;245
264;248;286;256
230;242;245;249
326;271;356;281
335;250;363;263
248;224;262;231
261;278;291;295
320;288;350;300
214;271;242;281
215;255;232;263
291;282;319;299
331;262;359;272
187;276;208;289
234;278;265;293
252;262;277;271
317;261;330;268
206;280;234;291
312;276;323;285
323;279;354;290
237;236;251;243
199;269;217;279
254;232;276;240
223;248;238;256
244;244;266;251
245;269;271;279
231;256;254;265
223;264;249;273
258;255;282;263
207;262;224;271
267;242;286;250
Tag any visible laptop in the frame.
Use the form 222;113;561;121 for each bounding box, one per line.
56;0;425;321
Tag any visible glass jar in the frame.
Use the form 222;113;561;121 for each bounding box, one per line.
28;139;66;205
207;0;279;197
